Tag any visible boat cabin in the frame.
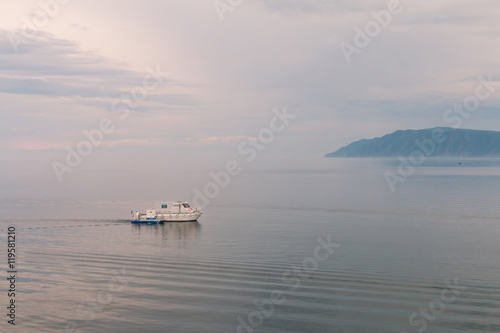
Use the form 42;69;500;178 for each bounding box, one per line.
148;201;193;216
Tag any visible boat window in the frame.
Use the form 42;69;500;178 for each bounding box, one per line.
161;204;168;208
182;203;190;208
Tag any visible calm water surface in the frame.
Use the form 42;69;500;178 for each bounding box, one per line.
1;158;500;332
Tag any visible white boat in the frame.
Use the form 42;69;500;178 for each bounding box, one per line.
131;201;202;223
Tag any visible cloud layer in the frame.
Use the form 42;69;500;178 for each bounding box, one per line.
1;0;500;160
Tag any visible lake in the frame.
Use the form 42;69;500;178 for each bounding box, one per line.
2;158;500;332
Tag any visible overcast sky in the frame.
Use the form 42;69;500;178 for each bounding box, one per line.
1;0;500;163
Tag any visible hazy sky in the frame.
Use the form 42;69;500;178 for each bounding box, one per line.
1;0;500;164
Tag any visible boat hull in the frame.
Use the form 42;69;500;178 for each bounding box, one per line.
131;212;202;223
158;212;202;222
131;220;165;224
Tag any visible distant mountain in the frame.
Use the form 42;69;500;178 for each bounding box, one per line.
325;128;500;158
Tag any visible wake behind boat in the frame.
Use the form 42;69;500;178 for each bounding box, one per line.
131;201;202;223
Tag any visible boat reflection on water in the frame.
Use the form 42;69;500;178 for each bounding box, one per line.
131;221;201;242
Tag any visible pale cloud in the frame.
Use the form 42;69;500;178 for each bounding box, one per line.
101;138;172;148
